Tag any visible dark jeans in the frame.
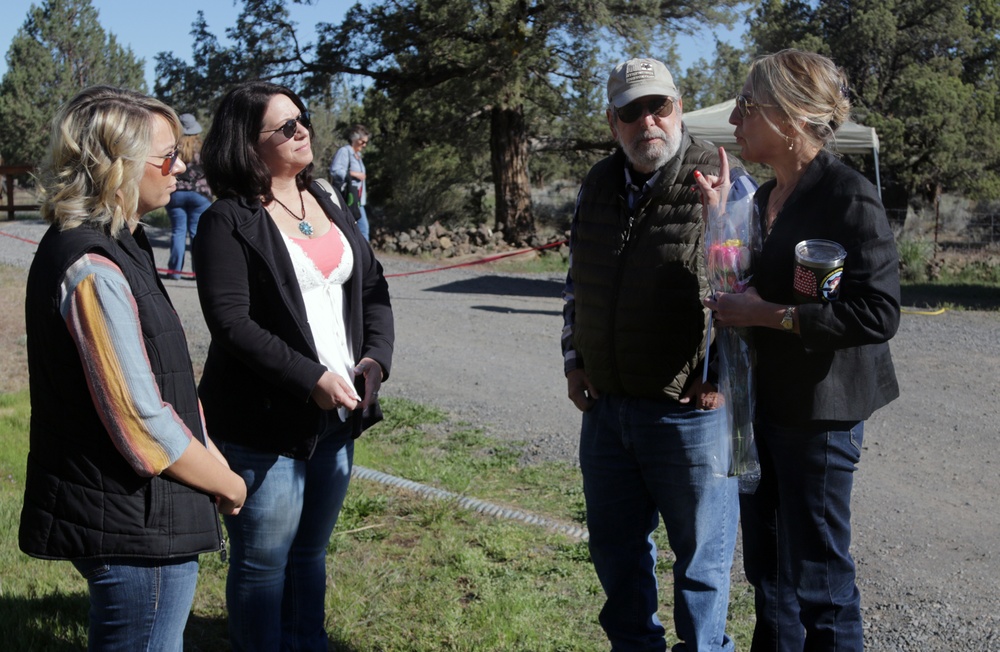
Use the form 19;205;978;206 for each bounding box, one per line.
741;420;865;652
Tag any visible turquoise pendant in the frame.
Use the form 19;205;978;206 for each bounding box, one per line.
298;221;314;236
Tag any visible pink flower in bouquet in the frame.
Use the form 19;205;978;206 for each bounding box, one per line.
708;239;752;293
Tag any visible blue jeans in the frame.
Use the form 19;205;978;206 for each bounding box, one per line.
580;394;738;652
220;416;354;652
355;205;370;242
740;420;865;652
72;556;199;652
165;190;211;278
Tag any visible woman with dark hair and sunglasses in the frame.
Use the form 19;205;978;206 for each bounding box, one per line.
697;50;900;650
20;86;246;651
194;80;394;651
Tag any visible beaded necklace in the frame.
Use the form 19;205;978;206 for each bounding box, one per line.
270;191;313;237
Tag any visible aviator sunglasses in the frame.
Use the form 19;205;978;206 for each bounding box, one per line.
615;96;674;124
260;112;312;139
147;146;180;175
735;94;774;118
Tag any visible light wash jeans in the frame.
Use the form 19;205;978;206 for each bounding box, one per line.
72;556;199;652
165;190;210;278
740;420;865;652
219;417;354;652
580;394;738;652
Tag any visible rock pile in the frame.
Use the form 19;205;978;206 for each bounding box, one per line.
371;221;568;260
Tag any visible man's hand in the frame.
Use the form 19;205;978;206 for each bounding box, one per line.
679;376;725;411
567;368;599;412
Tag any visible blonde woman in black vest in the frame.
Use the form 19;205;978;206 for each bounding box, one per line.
20;86;245;651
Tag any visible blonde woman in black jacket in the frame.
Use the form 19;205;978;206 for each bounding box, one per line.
699;50;900;651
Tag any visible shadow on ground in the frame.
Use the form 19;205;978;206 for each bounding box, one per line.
901;284;1000;311
0;593;366;651
471;304;563;316
426;277;1000;312
0;592;89;650
426;275;563;298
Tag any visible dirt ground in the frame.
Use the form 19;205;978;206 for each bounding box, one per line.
0;265;28;392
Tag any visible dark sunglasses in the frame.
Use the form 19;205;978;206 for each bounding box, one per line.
615;96;674;124
260;112;312;139
735;94;774;118
148;146;180;175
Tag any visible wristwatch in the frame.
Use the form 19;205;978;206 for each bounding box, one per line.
780;306;796;331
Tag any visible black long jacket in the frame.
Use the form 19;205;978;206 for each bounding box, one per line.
193;181;394;459
752;149;900;426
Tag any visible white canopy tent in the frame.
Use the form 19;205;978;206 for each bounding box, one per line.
683;99;882;195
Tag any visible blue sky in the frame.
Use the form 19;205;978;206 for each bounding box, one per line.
1;0;744;90
0;0;353;85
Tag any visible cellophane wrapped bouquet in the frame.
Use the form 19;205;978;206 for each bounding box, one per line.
705;186;761;493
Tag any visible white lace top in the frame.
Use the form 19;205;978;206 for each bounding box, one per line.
280;225;355;420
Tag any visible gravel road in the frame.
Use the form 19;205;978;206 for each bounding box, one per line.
2;218;999;650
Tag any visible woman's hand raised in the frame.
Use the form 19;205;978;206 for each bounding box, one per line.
694;146;731;221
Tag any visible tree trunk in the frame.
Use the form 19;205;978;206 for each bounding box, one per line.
489;104;534;244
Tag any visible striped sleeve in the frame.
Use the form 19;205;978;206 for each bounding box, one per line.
561;265;580;376
59;254;193;477
561;186;584;376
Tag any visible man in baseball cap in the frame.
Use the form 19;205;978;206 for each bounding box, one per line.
560;57;755;651
607;57;680;108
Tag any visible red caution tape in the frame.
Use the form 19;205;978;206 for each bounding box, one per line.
0;229;568;281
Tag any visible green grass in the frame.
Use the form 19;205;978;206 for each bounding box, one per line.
895;238;1000;310
901;282;1000;311
356;397;587;527
1;394;755;651
0;391;91;649
896;239;934;282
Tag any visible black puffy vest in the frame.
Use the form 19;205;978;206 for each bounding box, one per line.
20;223;223;560
572;134;740;400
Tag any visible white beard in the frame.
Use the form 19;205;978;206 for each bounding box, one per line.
621;122;682;173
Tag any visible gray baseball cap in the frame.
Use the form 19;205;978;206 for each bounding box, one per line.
607;58;679;108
